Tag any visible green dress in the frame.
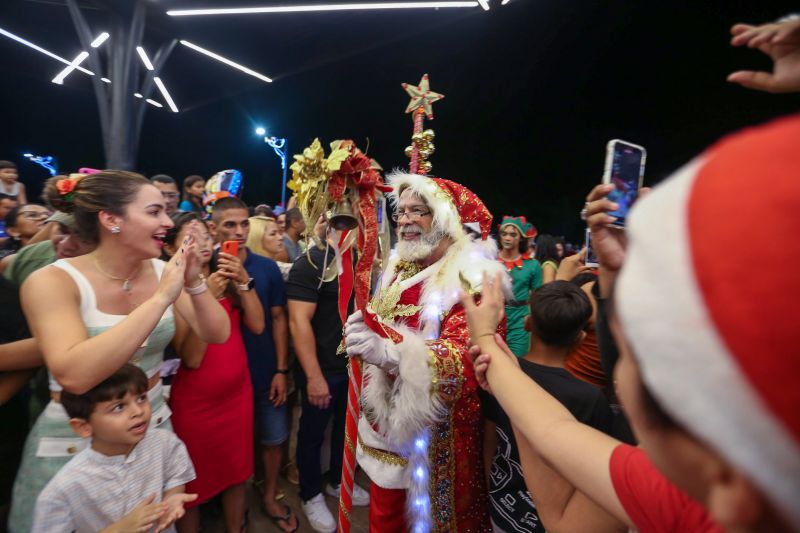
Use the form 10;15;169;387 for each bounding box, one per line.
8;259;175;533
501;254;543;357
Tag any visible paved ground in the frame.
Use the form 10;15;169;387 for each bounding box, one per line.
200;472;371;532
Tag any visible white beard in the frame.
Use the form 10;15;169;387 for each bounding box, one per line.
396;226;445;262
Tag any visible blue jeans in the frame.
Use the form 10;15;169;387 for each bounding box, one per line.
295;371;348;502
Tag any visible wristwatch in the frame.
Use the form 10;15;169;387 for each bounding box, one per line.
238;277;255;292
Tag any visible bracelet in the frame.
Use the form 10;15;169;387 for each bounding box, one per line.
184;279;208;296
474;332;496;341
275;369;289;375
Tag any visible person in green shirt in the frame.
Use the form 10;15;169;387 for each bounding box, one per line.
497;216;542;356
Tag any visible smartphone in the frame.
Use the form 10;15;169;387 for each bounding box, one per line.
221;240;239;256
584;228;599;268
602;139;646;227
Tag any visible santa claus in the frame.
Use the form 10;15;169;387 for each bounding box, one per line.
344;172;508;532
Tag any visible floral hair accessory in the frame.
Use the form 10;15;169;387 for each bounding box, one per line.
56;177;76;201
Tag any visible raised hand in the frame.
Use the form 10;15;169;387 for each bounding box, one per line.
182;222;204;285
556;248;592;281
460;272;505;343
729;19;800;93
217;252;249;285
157;237;190;304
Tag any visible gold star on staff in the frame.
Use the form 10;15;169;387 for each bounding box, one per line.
402;73;444;119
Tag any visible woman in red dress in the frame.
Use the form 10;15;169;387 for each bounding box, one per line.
164;213;265;532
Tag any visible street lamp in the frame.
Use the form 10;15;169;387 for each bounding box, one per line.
255;127;288;207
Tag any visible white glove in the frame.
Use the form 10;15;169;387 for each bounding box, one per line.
344;311;400;373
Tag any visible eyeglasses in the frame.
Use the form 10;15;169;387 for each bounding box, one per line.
391;208;431;222
161;192;180;199
19;210;51;220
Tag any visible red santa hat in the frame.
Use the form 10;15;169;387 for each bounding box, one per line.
386;172;493;240
616;115;800;528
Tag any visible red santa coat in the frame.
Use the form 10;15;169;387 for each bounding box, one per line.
357;237;508;532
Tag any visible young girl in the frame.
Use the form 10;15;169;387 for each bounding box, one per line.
179;175;205;215
165;212;265;533
10;171;229;532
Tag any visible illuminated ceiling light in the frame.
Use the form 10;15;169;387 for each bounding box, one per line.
0;26;93;75
477;0;490;10
146;98;163;107
136;46;155;70
52;51;89;84
179;40;272;83
153;76;179;113
101;77;111;83
501;0;509;3
167;2;479;16
134;92;143;98
90;32;109;48
255;127;266;136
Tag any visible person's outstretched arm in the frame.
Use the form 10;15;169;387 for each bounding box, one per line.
460;274;632;527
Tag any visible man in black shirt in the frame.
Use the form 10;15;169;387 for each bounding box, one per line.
287;240;368;532
481;281;615;533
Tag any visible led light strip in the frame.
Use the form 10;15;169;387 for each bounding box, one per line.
179;40;272;83
0;26;93;75
136;46;155;71
167;1;479;16
153;76;179;113
53;32;109;85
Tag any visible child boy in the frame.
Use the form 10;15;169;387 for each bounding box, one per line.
481;281;615;533
0;161;26;204
32;364;197;533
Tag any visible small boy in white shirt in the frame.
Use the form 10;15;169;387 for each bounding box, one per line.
32;364;197;533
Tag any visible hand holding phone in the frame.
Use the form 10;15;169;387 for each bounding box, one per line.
601;139;646;227
221;240;239;257
584;228;599;268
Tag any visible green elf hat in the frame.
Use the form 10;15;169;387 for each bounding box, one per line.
499;215;528;236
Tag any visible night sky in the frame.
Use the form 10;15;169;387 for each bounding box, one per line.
1;0;798;242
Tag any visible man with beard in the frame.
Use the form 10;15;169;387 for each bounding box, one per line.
344;173;508;532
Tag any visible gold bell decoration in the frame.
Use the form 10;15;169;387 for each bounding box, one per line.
328;197;359;231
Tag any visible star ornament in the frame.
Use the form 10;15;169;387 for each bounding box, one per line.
402;74;444;119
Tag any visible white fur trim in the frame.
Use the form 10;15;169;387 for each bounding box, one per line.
389;324;446;445
387;171;465;241
618;157;800;528
356;417;408;489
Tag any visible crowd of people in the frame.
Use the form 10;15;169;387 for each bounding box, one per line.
0;16;798;533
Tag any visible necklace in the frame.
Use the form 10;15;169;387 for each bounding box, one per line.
92;256;142;292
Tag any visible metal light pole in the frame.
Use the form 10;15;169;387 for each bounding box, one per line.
256;127;288;207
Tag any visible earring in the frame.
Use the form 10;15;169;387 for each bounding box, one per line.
110;226;121;234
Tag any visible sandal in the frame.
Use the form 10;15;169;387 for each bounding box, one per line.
266;504;299;533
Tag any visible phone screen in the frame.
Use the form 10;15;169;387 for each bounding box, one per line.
606;141;645;226
585;228;599;266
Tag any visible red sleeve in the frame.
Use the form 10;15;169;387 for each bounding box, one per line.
609;444;723;533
